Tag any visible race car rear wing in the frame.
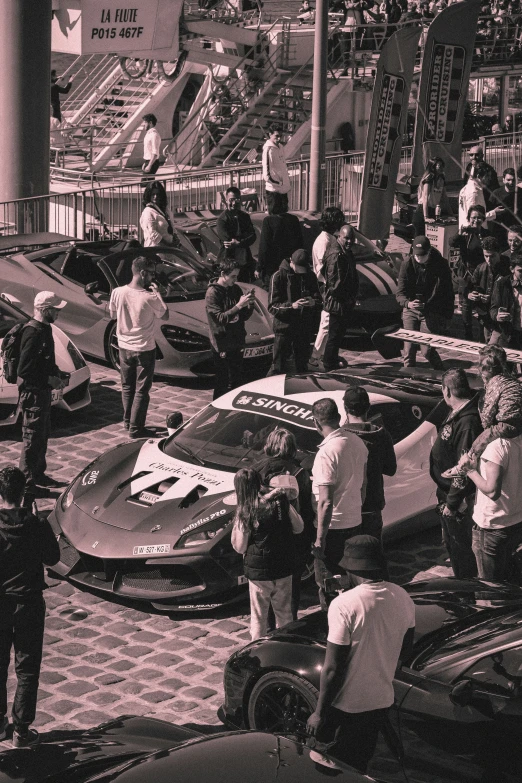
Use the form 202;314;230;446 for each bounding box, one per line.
373;327;522;364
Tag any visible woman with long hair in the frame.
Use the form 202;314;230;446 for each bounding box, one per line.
140;181;180;248
412;156;453;236
231;467;303;640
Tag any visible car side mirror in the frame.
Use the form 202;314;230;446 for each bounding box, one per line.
376;238;388;252
85;282;99;295
450;679;474;707
166;411;183;435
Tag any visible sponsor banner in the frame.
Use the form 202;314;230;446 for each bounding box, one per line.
387;328;522;364
232;391;316;429
358;26;421;240
411;0;482;182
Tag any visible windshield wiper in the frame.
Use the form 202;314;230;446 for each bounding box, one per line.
172;441;205;466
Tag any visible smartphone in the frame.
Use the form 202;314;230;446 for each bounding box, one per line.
498;306;508;313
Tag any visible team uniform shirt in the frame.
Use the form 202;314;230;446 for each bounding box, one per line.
312;232;339;285
327;581;416;713
143;127;161;162
312;429;368;529
109;285;167;352
473;435;522;528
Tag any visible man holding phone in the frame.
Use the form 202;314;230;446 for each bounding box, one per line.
109;256;169;438
467;236;510;343
268;249;322;374
490;254;522;348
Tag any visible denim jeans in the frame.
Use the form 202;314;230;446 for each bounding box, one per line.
119;348;155;436
472;520;522;582
401;308;447;369
440;503;477;579
0;596;45;732
314;526;362;610
248;576;293;640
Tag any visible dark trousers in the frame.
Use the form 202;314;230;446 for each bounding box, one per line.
323;310;350;372
314;525;362;610
266;191;289;214
314;706;388;774
440;502;477;579
401;308;446;369
212;348;244;400
361;510;384;542
268;328;312;375
18;387;52;485
119;348;156;436
141;158;161;186
0;596;45;732
472;520;522;583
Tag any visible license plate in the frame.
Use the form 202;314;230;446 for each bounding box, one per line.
51;389;63;402
244;343;273;359
133;544;171;555
139;491;161;504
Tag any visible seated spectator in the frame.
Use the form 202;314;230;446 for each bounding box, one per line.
298;0;315;23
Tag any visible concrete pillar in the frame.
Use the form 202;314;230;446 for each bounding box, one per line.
308;0;328;214
0;0;52;231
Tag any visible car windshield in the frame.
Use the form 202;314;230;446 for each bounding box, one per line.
162;406;322;470
104;249;212;302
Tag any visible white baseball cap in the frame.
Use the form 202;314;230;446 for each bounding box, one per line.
34;291;67;310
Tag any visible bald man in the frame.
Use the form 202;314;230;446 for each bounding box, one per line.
322;224;359;372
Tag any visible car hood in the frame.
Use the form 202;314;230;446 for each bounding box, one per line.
166;293;273;343
65;439;235;543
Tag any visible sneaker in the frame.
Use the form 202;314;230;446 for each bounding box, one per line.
12;728;39;748
0;716;8;741
129;428;158;440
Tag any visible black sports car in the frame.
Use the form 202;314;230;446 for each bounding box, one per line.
221;578;522;783
0;717;384;783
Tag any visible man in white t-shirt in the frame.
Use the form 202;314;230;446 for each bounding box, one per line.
109;256;168;438
467;433;522;581
311;398;368;609
142;113;162;182
307;535;416;774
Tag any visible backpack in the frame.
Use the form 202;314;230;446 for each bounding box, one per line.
1;320;36;384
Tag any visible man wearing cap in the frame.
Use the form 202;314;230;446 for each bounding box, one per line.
307;535;416;775
268;249;322;374
396;235;454;369
17;292;68;493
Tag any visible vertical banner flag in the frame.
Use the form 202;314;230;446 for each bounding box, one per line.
358;26;421;240
411;0;482;183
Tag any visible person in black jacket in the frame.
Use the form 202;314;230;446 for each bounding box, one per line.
489;254;522;348
50;70;73;122
17;291;69;494
429;369;482;578
396;236;454;369
205;259;255;399
268;249;321;374
256;203;303;282
467;236;510;343
216;187;257;283
342;386;397;543
451;205;490;340
322;225;359;372
0;466;60;747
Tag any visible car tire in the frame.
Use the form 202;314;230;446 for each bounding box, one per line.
247;671;318;734
105;322;120;371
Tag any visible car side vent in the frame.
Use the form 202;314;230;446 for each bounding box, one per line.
117;471;151;491
178;485;208;509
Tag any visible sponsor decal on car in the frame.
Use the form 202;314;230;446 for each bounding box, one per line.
390;329;522;364
180;508;228;536
82;470;99;487
148;461;224;487
232;392;316;429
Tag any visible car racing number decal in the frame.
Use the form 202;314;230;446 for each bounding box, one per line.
232;392;316;430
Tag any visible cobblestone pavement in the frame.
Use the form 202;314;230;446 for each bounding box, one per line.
0;339;462;743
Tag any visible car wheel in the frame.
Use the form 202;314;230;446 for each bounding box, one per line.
247;671;318;734
105;322;120;371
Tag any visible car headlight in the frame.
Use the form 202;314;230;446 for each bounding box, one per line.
161;325;211;353
176;515;232;548
66;340;86;369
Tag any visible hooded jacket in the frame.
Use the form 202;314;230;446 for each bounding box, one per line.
0;509;60;599
205;280;253;353
268;259;322;333
429;396;483;510
396;249;454;319
262;139;291;194
342;421;397;512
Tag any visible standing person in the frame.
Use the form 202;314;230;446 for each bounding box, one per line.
262;125;291;215
205;259;255;399
255;428;315;620
452;206;490;340
489;168;520;248
268;249;321;374
17;292;68;494
141;113;162;181
309;207;346;369
257;203;303;282
322;225;359;372
464;146;500;212
50;69;73;122
412;157;453;237
0;466;59;747
342;386;397;542
501;225;522;263
216;187;257;284
429;369;482;578
231;468;304;640
311;398;368;609
396;236;454;369
306;535;416;775
140;181;180;248
458;168;488;229
109;256;169;438
490;254;522;348
467;236;510;343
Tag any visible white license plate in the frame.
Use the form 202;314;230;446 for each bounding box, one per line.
139;491;161;504
244;344;273;359
133;544;171;555
51;389;63;402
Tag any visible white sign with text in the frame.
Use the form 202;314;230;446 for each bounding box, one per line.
81;0;159;53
